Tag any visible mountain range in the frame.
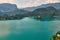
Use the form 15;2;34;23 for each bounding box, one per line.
0;3;17;12
0;3;59;20
0;3;29;16
0;3;60;14
23;3;60;11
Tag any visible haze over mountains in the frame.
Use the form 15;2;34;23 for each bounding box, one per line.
23;3;60;11
0;3;59;20
0;3;28;16
0;3;60;14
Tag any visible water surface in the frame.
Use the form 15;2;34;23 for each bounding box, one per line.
0;17;60;40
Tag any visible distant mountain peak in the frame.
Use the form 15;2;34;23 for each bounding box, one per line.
0;3;17;12
23;2;60;11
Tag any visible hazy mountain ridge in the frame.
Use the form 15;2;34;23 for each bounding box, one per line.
31;6;57;16
0;3;60;20
23;3;60;11
0;3;29;16
0;3;17;12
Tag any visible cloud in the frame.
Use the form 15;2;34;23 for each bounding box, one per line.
0;0;14;3
15;0;42;8
16;0;60;8
46;0;60;3
0;0;60;8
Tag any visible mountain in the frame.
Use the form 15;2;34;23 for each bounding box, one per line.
30;6;57;21
31;6;57;17
23;3;60;11
56;9;60;16
0;3;59;20
22;7;37;11
39;3;60;9
18;9;29;14
0;9;29;16
0;3;17;12
0;3;29;16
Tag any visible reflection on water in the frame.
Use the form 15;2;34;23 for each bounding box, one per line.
0;17;60;40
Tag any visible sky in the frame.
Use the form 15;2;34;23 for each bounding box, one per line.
0;0;60;8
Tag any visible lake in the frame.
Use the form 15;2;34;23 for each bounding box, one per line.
0;17;60;40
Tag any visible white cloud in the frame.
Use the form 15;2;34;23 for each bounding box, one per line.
16;0;60;8
0;0;60;8
20;0;41;8
0;0;14;3
46;0;60;3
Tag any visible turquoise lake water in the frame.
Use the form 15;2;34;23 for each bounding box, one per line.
0;17;60;40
